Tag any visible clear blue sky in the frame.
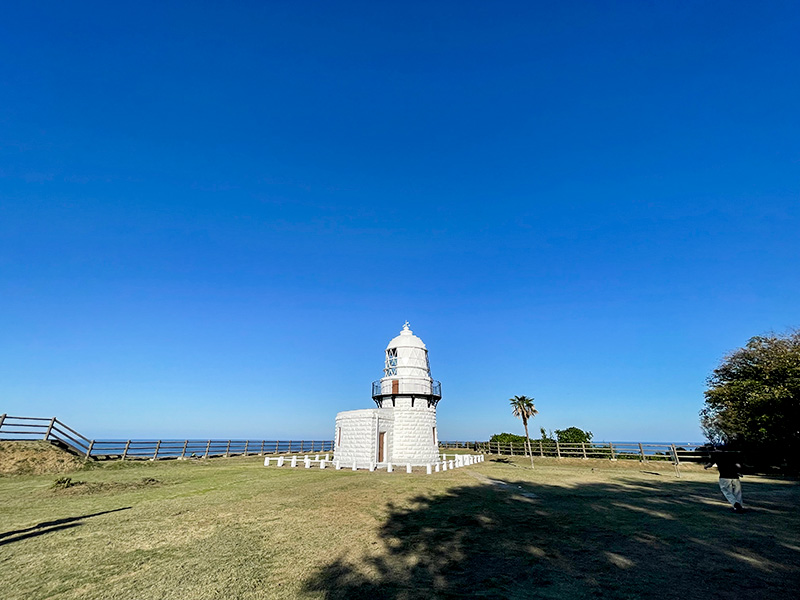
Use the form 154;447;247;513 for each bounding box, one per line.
1;1;798;442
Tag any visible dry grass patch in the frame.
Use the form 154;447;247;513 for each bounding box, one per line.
0;441;86;475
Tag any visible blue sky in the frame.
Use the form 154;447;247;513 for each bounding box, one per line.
1;1;798;442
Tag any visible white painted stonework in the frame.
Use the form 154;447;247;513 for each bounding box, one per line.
334;323;441;468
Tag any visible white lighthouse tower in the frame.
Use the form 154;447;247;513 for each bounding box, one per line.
334;322;442;468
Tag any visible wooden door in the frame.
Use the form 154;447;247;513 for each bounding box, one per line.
378;432;386;463
392;379;399;394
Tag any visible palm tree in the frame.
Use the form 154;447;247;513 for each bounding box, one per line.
510;395;538;468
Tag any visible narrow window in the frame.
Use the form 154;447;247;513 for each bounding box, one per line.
432;427;437;444
337;427;342;446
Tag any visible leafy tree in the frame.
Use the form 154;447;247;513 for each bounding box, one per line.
509;395;538;468
700;330;800;468
554;427;593;445
489;433;528;447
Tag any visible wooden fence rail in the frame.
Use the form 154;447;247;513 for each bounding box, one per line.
1;414;706;465
439;440;708;464
0;414;334;460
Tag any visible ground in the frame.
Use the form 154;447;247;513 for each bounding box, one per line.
1;447;798;599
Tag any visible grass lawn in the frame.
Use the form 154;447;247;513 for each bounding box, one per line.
1;447;798;599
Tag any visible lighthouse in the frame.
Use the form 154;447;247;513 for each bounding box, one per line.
334;322;442;468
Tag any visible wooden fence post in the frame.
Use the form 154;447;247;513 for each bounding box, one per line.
181;440;188;459
300;440;305;453
288;440;292;453
539;439;544;457
609;442;616;460
259;440;265;455
153;440;161;460
122;440;131;460
581;442;587;459
204;440;211;458
225;440;231;457
671;444;681;478
244;441;249;457
638;443;646;462
44;417;56;440
0;413;6;429
556;440;561;458
274;440;279;454
510;443;514;456
86;440;94;458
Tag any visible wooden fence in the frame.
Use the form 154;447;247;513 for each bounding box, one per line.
0;414;334;460
440;440;707;464
0;414;705;465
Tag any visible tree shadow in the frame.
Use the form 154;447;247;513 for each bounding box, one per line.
304;477;800;599
0;507;132;547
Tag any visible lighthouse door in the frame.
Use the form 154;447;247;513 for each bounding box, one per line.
378;432;386;463
392;379;399;394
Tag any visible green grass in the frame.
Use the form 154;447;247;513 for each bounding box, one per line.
1;452;798;599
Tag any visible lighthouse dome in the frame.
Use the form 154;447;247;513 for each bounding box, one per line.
385;321;427;351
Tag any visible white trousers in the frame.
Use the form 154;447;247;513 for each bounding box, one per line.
719;477;742;507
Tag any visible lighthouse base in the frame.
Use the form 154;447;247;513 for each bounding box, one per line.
334;405;439;469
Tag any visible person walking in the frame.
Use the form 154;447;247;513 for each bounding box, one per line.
704;446;745;513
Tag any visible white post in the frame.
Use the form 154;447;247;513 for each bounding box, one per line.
264;457;270;466
442;461;448;471
449;460;455;469
369;463;375;472
352;461;357;471
315;454;320;461
435;462;440;472
291;456;298;468
387;463;393;473
335;461;341;470
325;454;330;461
320;460;326;469
277;456;285;467
426;464;432;475
406;464;412;474
305;457;311;468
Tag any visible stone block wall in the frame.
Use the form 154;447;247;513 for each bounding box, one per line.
334;408;394;468
391;406;439;465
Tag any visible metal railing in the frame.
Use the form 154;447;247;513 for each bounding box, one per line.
371;379;442;399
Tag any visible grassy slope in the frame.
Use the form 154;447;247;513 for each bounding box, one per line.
1;453;798;600
0;441;86;475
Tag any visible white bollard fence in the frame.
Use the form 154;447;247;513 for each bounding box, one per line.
265;453;483;473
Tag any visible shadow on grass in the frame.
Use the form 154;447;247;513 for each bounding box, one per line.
305;477;800;599
0;507;132;546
